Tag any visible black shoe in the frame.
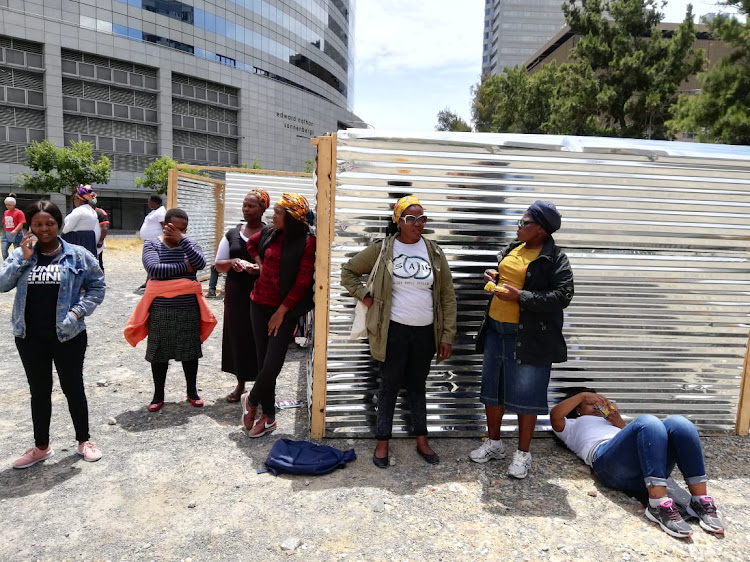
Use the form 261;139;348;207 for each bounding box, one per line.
417;447;439;465
372;454;389;468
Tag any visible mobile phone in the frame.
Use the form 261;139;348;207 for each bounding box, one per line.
597;404;611;417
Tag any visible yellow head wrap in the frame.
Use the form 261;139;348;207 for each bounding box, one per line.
392;195;422;223
248;189;270;210
277;193;310;224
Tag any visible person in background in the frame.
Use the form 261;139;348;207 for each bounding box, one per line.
0;200;105;467
341;195;457;468
240;193;315;438
3;194;26;261
124;208;214;411
205;265;222;298
551;390;725;538
470;201;573;479
61;185;100;257
90;198;109;272
215;189;268;402
135;194;166;293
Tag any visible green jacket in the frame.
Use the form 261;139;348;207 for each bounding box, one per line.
340;235;457;363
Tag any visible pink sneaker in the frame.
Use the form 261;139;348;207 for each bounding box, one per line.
240;392;257;430
77;441;102;462
13;446;54;469
248;414;277;438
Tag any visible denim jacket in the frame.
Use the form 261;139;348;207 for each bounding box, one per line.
0;238;105;341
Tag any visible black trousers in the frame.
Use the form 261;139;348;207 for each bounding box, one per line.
375;321;435;440
15;331;90;446
248;301;298;418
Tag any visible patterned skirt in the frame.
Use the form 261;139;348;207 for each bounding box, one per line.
145;306;202;363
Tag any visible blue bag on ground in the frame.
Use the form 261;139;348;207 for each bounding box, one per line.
259;439;356;475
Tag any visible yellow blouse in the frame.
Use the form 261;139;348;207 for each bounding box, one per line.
488;243;541;324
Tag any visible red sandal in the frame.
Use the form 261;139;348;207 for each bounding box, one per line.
187;396;204;407
147;401;164;412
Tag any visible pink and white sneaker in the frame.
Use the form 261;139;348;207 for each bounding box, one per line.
248;414;277;438
77;441;102;462
13;446;54;469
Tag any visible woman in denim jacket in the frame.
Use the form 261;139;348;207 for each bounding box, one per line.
0;200;105;468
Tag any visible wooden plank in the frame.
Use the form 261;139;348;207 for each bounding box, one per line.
214;181;226;254
735;331;750;435
167;166;179;209
310;134;335;438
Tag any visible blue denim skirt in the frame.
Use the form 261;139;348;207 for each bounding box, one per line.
480;318;551;415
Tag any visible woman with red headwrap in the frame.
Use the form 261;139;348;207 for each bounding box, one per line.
61;185;100;257
240;193;315;437
213;189;268;402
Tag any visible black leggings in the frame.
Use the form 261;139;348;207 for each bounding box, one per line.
16;331;90;446
150;360;199;402
247;301;298;418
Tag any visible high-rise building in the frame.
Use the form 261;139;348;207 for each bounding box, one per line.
0;0;363;228
482;0;566;75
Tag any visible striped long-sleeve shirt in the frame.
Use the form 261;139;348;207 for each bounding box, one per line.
143;237;205;308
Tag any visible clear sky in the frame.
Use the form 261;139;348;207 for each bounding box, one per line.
351;0;740;132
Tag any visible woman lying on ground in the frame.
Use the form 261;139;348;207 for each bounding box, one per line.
550;390;725;538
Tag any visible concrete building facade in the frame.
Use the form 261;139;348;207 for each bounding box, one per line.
481;0;566;75
0;0;362;229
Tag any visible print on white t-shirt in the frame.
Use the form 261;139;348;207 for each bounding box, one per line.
390;238;434;326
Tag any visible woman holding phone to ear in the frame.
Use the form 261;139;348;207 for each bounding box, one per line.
0;200;105;468
341;195;457;468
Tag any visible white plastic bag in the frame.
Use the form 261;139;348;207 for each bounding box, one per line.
349;241;386;340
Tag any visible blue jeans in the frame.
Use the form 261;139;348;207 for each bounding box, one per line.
481;318;551;414
592;415;707;494
2;231;23;260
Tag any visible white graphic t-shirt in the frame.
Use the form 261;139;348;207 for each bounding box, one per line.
390;238;434;326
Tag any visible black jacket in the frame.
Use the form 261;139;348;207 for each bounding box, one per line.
476;236;574;365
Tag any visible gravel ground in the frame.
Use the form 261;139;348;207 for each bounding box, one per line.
1;240;750;562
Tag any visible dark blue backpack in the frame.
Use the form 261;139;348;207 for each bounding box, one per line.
259;439;356;476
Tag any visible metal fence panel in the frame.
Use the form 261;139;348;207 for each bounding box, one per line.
175;175;220;274
324;130;750;436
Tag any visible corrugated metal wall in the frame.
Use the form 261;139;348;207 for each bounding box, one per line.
324;130;750;436
175;175;221;274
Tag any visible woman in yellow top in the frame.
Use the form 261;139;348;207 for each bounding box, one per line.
470;201;574;479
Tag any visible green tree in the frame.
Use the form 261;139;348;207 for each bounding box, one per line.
563;0;705;139
471;69;550;133
667;1;750;143
241;159;262;169
16;140;111;196
436;108;472;131
135;155;205;194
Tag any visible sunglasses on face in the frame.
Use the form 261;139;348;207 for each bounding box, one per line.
400;214;427;226
517;219;536;228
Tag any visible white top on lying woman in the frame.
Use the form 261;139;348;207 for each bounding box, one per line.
550;389;725;539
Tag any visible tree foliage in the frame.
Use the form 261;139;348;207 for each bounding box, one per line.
667;0;750;143
17;140;111;195
135;155;205;194
436;108;472;131
470;0;704;139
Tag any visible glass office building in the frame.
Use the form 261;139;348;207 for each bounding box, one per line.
0;0;362;228
482;0;566;75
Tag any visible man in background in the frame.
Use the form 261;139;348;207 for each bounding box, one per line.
134;194;166;293
90;198;109;271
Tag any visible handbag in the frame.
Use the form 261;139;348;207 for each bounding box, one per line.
349;240;386;339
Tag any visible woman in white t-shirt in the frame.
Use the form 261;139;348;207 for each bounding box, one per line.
551;390;725;538
341;196;457;468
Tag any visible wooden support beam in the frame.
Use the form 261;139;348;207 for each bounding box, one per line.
174;164;311;177
310;133;336;438
167;166;179;209
735;330;750;435
214;181;226;253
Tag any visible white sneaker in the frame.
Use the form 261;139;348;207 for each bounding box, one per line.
469;440;506;463
508;450;531;479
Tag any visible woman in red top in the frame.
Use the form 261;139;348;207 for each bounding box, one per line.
240;193;315;438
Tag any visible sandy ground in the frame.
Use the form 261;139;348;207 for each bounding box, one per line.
0;240;749;562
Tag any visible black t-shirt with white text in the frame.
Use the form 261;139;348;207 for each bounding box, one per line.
25;252;63;336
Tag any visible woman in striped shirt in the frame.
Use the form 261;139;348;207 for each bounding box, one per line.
141;208;207;411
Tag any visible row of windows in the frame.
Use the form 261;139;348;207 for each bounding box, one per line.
64;115;158;142
171;82;239;108
62;80;157;109
173;145;239;166
61;59;159;90
0;46;44;70
64;132;159;156
62;96;159;123
172;113;239;137
0;125;44;144
173;130;238;151
172;98;238;124
1;85;44;107
109;24;347;97
116;0;348;73
61;50;157;77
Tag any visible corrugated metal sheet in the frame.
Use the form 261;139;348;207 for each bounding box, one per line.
224;172;315;234
324;130;750;437
175;175;221;274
